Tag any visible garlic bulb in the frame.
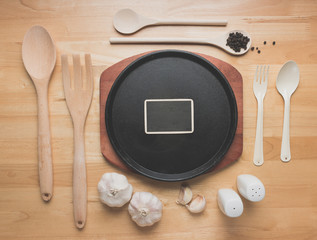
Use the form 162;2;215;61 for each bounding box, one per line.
128;192;163;227
186;194;206;213
98;172;133;207
176;183;193;205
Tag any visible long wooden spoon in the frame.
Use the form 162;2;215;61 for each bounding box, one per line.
110;30;251;56
22;26;56;202
114;8;228;34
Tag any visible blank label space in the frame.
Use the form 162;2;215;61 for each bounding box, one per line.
144;99;194;134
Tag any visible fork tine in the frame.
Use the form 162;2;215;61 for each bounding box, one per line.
73;54;82;90
61;54;71;91
260;65;265;84
84;54;93;91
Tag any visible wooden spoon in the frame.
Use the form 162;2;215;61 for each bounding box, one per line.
22;26;56;202
110;30;251;56
114;8;228;35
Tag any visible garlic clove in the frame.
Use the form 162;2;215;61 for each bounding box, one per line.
98;172;133;207
186;194;206;213
176;183;193;206
128;192;162;227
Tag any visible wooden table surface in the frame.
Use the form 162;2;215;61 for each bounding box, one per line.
1;0;316;239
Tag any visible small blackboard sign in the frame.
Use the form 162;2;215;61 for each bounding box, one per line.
144;99;194;134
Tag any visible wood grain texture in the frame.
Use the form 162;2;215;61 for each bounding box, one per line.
1;0;317;239
99;51;243;173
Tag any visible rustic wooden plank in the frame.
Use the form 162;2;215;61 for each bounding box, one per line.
0;0;317;239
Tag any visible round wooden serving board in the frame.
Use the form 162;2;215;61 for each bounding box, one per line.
100;50;243;176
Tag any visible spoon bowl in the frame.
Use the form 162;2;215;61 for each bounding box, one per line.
113;8;228;35
22;26;56;80
217;30;252;55
276;60;300;162
22;25;56;201
113;8;152;35
276;61;300;96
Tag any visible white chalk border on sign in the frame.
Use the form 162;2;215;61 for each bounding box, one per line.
144;99;194;135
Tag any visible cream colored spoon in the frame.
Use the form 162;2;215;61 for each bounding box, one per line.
22;26;56;201
110;30;251;55
276;61;300;162
114;8;228;34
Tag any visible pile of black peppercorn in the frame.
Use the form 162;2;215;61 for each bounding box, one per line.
226;32;250;52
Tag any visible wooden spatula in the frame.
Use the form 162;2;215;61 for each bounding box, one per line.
61;54;93;229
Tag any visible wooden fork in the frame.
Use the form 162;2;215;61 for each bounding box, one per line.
61;54;93;229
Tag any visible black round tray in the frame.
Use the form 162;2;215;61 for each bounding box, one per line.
105;50;237;181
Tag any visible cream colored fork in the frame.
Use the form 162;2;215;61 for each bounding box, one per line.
253;65;269;166
61;54;93;229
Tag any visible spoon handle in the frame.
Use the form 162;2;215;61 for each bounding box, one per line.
110;37;209;45
156;19;228;26
281;95;291;162
36;86;53;201
253;98;264;166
